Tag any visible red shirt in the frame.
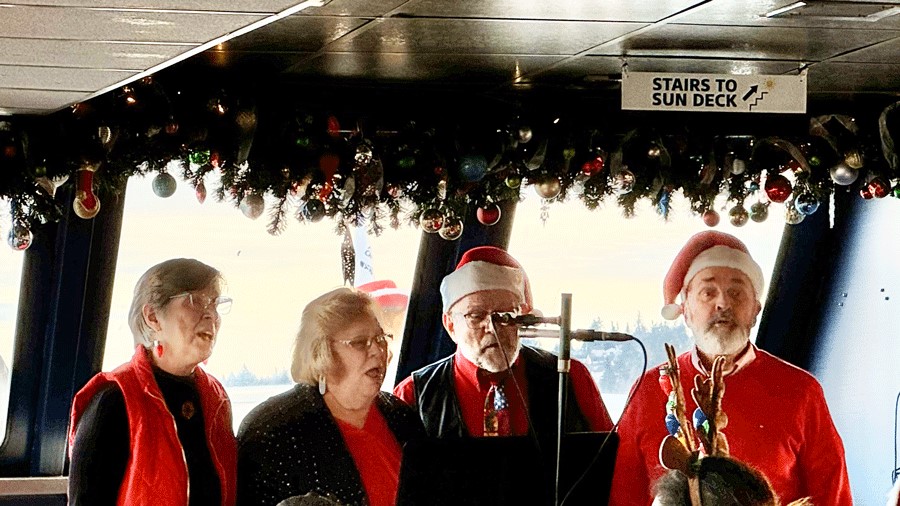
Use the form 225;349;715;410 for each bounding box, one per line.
610;346;852;506
394;349;613;435
335;406;403;506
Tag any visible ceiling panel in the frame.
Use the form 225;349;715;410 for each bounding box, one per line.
222;15;367;52
594;24;900;62
0;6;265;42
326;18;645;55
287;52;565;83
0;1;301;11
0;39;195;69
0;65;136;92
195;50;315;74
0;88;89;115
530;55;802;85
674;0;900;29
832;36;900;62
392;0;706;23
301;0;410;17
807;61;900;92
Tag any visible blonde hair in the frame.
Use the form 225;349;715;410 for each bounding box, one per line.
128;258;224;347
291;287;381;384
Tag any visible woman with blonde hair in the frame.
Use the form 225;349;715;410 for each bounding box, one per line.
237;287;422;506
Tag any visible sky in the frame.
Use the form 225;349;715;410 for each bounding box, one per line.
1;172;787;380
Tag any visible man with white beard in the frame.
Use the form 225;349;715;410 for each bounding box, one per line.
610;231;851;506
394;245;613;439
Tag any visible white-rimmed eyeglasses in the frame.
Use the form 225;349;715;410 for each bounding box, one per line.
452;311;520;330
168;292;233;316
332;333;392;352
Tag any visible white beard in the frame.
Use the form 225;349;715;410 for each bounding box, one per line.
693;323;750;356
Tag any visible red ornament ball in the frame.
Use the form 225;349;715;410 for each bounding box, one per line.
326;115;341;138
867;177;890;199
859;186;873;200
764;174;793;203
476;204;502;226
581;156;605;176
702;210;720;227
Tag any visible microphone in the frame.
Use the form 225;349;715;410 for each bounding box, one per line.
493;313;560;326
518;328;634;342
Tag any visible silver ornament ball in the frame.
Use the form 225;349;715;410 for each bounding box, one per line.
829;163;859;186
7;226;33;251
438;215;464;241
240;193;265;220
419;208;444;234
152;172;177;198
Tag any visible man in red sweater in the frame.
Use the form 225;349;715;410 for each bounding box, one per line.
394;246;613;439
610;231;852;506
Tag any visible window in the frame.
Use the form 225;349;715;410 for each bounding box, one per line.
105;172;420;430
0;200;26;446
508;191;785;422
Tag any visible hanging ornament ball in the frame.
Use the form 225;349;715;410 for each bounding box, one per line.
301;199;326;222
665;413;680;436
476;204;502;226
794;191;820;215
692;408;708;432
458;155;488;182
729;204;749;227
505;174;522;189
7;225;33;251
386;184;402;199
165;121;179;136
808;155;821;168
581;156;605;176
829;163;859;186
844;149;864;170
731;158;747;175
859;185;874;200
702;210;720;227
419;207;444;233
151;172;177;198
354;142;374;166
534;176;562;199
188;150;211;166
867;176;890;199
894;183;900;199
438;215;464;241
784;201;806;225
517;126;533;144
610;170;636;196
764;174;792;203
326;115;341;137
647;144;662;159
750;202;769;223
240;193;265;220
195;180;207;204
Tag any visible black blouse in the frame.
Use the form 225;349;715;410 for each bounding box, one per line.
68;367;222;506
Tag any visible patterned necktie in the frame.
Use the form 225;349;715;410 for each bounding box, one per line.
484;382;511;436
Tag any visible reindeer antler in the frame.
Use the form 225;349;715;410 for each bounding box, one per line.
691;355;730;457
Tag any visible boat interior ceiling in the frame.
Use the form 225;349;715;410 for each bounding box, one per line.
2;0;900;117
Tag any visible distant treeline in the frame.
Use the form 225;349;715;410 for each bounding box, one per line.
221;366;291;387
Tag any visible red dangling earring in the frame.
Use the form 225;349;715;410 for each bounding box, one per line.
155;341;164;358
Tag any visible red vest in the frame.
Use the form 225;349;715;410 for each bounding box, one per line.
69;346;237;506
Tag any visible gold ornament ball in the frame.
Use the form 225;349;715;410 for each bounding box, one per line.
438;215;464;240
534;177;561;199
419;208;444;234
729;204;749;227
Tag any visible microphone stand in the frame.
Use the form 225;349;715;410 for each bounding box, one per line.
555;293;572;506
512;295;634;506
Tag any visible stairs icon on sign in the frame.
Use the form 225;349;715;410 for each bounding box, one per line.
748;91;769;111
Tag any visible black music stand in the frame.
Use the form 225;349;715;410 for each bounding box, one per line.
396;432;618;506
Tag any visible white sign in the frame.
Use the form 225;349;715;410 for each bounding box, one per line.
621;71;807;114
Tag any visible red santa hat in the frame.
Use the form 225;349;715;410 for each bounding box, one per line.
357;279;409;310
439;246;532;313
661;231;764;320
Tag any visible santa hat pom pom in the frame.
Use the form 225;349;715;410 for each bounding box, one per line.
661;303;682;321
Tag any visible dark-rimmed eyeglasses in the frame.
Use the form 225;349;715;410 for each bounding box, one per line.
333;333;392;352
169;292;233;316
452;311;519;330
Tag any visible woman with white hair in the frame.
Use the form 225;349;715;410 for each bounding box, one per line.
236;287;423;506
68;258;237;506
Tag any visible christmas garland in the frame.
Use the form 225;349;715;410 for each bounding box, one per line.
0;77;898;251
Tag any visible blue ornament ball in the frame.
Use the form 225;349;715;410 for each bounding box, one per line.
152;172;177;198
458;155;488;182
665;413;680;436
693;407;708;431
794;192;820;215
302;199;326;222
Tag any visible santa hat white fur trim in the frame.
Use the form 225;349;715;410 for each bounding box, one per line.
681;245;764;300
440;260;525;313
